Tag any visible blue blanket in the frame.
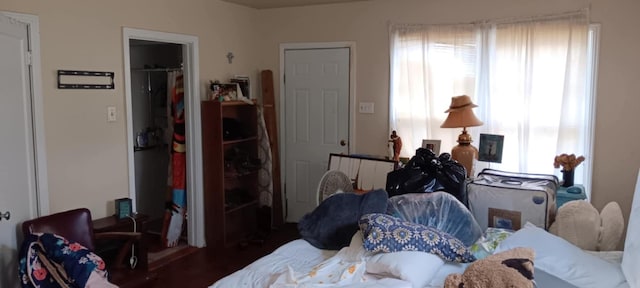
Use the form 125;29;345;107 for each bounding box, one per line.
298;189;388;250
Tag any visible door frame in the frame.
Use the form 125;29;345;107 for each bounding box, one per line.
122;28;205;247
278;42;356;219
2;11;49;216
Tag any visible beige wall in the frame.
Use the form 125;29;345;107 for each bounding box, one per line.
256;0;640;229
2;0;639;229
1;0;261;218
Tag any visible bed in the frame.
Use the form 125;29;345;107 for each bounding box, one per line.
211;170;640;288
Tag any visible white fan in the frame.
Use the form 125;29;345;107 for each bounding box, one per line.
317;170;354;205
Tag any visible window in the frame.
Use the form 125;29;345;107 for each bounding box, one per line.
389;11;598;194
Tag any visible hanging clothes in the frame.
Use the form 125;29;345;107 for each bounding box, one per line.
161;71;186;248
257;107;273;208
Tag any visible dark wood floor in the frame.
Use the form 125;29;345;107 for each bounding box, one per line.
149;223;300;288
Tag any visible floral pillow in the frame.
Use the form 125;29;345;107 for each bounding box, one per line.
19;233;110;288
358;213;476;263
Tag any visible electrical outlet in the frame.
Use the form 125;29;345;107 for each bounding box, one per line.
107;106;117;122
359;102;374;114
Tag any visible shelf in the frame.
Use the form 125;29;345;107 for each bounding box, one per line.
134;145;157;152
224;169;259;178
223;136;257;145
225;200;258;214
202;99;259;250
220;100;257;106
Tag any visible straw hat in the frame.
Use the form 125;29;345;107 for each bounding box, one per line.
445;95;478;112
441;95;483;128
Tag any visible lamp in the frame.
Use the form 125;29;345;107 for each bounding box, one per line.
441;95;483;178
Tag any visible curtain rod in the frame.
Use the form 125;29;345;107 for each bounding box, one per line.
389;7;589;29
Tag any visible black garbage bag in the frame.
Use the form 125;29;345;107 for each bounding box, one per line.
386;148;467;205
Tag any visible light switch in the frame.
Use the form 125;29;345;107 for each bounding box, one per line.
359;102;374;114
107;106;117;122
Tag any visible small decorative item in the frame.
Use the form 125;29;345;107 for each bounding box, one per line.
478;134;505;163
421;139;442;155
389;130;403;162
115;198;133;220
553;153;585;187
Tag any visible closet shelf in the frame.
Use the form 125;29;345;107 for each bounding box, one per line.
134;144;166;152
131;67;183;72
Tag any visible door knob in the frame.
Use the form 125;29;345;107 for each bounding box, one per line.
0;211;10;221
340;140;347;146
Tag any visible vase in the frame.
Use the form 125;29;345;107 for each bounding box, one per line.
561;170;574;187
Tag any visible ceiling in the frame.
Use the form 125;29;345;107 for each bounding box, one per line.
222;0;369;9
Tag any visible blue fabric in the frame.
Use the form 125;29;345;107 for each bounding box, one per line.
359;213;476;263
298;189;388;250
386;192;483;246
172;188;186;205
18;233;108;288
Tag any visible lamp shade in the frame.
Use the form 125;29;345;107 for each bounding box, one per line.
440;108;483;128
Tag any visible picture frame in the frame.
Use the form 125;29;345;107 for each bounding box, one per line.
209;83;239;101
114;198;133;220
478;133;504;163
230;76;250;99
421;139;442;155
488;208;522;230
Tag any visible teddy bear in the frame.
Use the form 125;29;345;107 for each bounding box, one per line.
444;247;535;288
549;200;624;251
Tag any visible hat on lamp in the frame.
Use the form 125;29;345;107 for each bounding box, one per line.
444;95;479;112
441;95;483;128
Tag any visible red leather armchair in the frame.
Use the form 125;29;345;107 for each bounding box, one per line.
22;208;157;288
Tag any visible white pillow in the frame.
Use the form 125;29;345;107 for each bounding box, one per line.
622;169;640;288
366;251;444;288
548;200;600;250
600;201;625;251
496;222;627;288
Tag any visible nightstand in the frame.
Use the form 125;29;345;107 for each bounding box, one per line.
556;184;587;208
93;213;150;270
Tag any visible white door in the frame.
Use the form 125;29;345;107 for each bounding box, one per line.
0;13;38;288
284;48;350;222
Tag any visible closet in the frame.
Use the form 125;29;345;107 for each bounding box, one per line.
129;40;186;252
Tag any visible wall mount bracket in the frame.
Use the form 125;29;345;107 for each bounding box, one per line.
57;70;115;89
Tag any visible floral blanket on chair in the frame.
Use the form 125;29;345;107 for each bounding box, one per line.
18;233;116;288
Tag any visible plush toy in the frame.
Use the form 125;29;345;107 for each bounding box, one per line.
444;247;535;288
549;200;624;251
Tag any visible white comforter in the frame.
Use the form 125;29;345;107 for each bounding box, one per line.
209;240;337;288
268;234;413;288
211;229;626;288
210;234;468;288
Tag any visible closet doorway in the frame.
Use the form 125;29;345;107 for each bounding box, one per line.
130;39;183;247
123;28;205;267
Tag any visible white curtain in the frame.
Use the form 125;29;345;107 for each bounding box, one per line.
390;10;591;184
